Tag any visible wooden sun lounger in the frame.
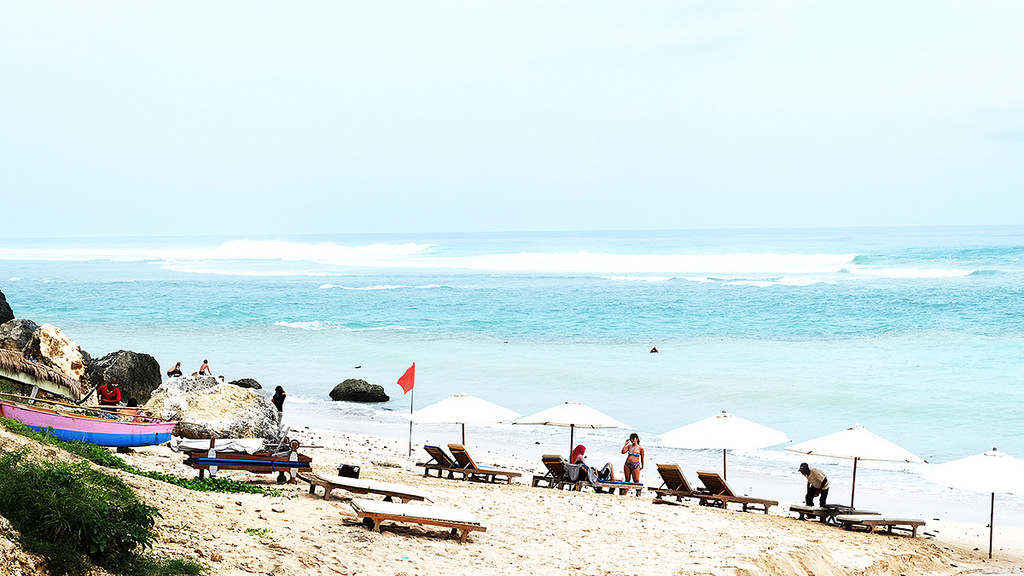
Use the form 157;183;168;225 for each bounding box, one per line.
695;471;778;514
834;514;925;537
531;454;581;490
182;438;312;484
349;498;486;543
447;444;522;484
790;504;879;524
298;472;431;503
416;445;465;479
651;463;706;502
584;478;644;496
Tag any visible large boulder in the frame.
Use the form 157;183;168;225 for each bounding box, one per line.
329;378;389;403
228;377;261;389
85;350;163;405
0;289;12;324
145;374;279;440
22;324;90;383
0;318;39;352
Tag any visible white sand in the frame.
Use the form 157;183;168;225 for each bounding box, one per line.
116;427;1024;576
2;425;1022;576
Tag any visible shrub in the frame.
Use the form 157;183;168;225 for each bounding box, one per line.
0;449;159;576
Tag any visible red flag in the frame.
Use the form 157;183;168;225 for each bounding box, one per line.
397;363;415;394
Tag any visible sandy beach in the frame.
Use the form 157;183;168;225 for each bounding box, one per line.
3;424;1021;576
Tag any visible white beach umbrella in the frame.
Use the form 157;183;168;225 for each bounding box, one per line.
923;448;1024;558
514;400;630;455
408;393;521;445
661;410;790;480
786;423;925;507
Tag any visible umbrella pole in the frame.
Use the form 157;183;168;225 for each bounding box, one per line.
989;492;995;559
461;423;466;446
850;457;859;508
723;449;727;481
569;424;575;457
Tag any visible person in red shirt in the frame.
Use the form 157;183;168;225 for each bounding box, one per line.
97;377;121;406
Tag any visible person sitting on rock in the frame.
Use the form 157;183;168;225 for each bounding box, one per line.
166;362;183;378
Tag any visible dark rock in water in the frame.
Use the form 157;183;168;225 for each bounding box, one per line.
0;289;12;324
0;318;39;352
229;378;262;389
330;378;389;402
86;350;163;405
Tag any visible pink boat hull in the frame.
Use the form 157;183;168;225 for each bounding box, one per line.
0;400;176;447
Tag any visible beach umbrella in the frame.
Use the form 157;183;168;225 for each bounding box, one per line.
786;423;925;507
514;400;630;455
408;393;521;445
923;448;1024;558
661;410;790;481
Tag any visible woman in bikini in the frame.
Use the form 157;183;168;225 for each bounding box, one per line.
621;433;644;483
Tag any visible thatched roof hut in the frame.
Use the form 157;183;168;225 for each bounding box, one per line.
0;348;88;400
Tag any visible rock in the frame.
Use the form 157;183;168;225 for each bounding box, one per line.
145;374;280;440
0;318;39;352
85;350;163;405
329;378;390;403
0;289;12;324
22;324;91;383
229;378;262;389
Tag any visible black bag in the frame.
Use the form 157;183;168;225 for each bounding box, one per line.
337;464;360;478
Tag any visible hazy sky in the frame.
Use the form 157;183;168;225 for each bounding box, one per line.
2;1;1022;238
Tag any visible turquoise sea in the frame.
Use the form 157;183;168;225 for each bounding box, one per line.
2;226;1023;525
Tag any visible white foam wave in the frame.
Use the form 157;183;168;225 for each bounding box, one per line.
7;277;20;281
602;275;675;282
848;268;974;279
273;320;337;331
318;283;451;291
273;320;410;332
9;238;942;277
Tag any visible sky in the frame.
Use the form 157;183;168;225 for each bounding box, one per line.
1;1;1023;238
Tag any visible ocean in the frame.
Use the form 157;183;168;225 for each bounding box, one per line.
2;226;1023;526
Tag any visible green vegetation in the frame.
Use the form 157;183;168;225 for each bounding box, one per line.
0;449;206;576
0;417;282;496
242;527;273;538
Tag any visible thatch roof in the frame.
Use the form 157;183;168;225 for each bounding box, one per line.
0;348;88;400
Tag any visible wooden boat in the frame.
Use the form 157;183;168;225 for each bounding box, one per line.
0;398;177;447
0;349;176;447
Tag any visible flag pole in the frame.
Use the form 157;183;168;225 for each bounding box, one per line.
397;362;416;457
408;386;414;456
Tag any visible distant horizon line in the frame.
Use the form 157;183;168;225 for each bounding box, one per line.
4;223;1023;243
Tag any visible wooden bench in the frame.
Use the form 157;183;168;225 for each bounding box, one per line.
790;504;878;524
834;514;926;537
447;444;522;484
350;498;486;543
298;472;430;503
183;438;312;484
695;471;778;514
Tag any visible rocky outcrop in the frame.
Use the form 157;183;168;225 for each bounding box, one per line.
329;378;389;403
0;318;39;352
0;289;12;324
145;374;279;440
85;350;163;405
229;378;262;389
22;324;90;383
